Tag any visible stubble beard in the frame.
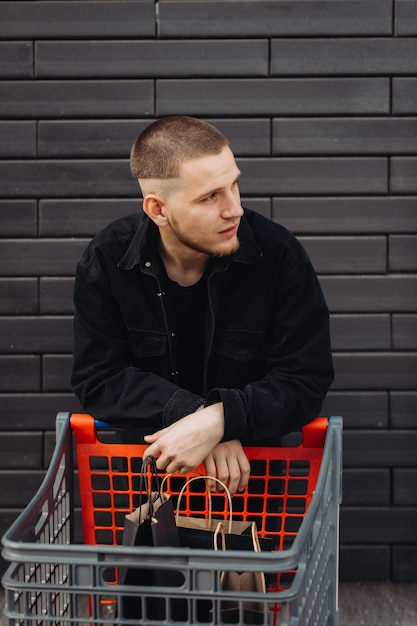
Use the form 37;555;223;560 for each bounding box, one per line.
180;235;240;257
169;218;241;257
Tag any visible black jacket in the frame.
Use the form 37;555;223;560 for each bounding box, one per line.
71;208;334;443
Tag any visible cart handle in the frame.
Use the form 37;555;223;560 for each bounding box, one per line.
70;413;328;448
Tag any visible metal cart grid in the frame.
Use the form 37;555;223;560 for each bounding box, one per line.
2;413;342;626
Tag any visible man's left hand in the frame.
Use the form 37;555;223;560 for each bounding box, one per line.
204;439;250;496
143;403;224;475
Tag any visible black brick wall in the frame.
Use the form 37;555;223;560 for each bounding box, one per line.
0;0;416;582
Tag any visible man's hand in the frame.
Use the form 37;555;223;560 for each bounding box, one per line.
143;403;224;475
204;440;250;496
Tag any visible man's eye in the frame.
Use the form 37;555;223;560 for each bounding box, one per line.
202;193;216;202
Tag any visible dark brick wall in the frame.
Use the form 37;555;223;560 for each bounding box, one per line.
0;0;416;582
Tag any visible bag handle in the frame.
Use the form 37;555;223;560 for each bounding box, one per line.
214;520;260;553
214;521;226;551
138;455;160;522
175;475;233;534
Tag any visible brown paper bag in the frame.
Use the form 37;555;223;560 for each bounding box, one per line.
174;474;254;544
215;522;267;625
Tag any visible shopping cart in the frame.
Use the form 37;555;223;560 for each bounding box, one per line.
2;413;342;626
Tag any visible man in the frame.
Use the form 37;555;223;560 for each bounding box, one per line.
71;116;334;495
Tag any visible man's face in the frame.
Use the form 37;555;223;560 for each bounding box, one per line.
159;146;244;258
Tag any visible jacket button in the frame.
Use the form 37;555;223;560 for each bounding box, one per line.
145;261;151;267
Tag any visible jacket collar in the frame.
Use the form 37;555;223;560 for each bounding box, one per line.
117;210;263;273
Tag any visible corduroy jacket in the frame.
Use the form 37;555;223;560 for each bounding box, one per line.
71;208;334;444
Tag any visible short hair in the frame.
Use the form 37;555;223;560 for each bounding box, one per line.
130;116;229;179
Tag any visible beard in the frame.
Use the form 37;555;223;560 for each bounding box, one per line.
167;216;241;257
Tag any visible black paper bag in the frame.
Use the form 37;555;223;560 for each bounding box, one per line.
173;475;273;552
120;456;185;621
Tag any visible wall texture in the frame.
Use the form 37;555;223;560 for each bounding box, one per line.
0;0;416;582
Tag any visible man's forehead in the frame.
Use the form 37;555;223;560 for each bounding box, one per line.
139;146;239;198
179;147;239;181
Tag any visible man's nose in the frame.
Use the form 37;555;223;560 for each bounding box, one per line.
221;192;244;218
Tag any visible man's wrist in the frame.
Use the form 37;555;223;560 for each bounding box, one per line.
206;388;246;441
202;402;225;439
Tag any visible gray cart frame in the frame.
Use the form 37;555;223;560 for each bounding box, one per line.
2;413;342;626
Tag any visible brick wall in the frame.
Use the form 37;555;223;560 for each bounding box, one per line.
1;0;416;582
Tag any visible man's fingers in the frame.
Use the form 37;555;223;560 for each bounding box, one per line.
237;454;251;492
143;427;165;443
145;439;250;496
143;427;171;464
142;406;225;476
211;455;231;494
202;441;251;496
203;455;218;491
142;441;159;459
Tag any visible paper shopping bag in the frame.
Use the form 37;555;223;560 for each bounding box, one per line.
120;456;184;621
172;474;273;552
215;522;267;625
170;474;271;623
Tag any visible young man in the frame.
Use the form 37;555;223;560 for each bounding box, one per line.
71;116;334;495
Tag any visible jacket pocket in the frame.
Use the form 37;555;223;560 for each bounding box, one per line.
127;328;167;359
212;329;266;363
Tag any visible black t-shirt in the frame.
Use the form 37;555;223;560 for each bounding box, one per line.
159;263;209;396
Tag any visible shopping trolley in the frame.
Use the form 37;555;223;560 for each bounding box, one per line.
2;413;342;625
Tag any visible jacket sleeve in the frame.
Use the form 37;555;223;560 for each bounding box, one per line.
71;250;204;427
205;252;334;443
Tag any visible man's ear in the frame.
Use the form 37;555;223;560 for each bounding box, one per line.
142;195;168;227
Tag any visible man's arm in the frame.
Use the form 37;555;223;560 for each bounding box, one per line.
204;255;334;444
72;250;250;492
143;403;251;495
71;254;204;426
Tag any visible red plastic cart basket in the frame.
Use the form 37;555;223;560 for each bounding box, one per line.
71;414;328;554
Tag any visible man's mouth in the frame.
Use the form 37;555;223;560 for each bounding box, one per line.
219;223;238;236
